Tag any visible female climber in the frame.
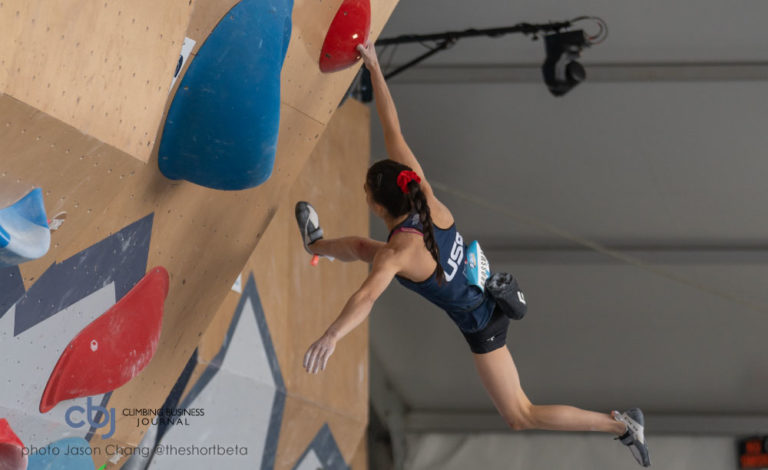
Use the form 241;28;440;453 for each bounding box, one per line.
294;40;650;467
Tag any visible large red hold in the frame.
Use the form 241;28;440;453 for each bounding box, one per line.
0;419;27;470
39;267;170;413
319;0;371;73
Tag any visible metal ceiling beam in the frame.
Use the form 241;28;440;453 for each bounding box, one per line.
387;62;768;84
483;246;768;265
406;411;768;435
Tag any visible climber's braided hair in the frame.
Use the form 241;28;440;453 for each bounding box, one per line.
366;159;445;284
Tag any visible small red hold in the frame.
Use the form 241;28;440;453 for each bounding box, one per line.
39;267;170;413
319;0;371;73
0;419;27;470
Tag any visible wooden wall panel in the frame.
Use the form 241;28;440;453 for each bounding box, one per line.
0;1;192;161
1;0;397;466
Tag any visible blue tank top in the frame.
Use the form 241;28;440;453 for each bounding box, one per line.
388;213;496;333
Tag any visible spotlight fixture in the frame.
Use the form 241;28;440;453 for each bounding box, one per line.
541;30;589;97
541;17;607;96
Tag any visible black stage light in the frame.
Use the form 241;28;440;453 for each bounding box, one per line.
541;30;590;97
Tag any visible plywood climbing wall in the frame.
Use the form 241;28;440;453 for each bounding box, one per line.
0;0;396;468
123;99;370;470
0;0;193;162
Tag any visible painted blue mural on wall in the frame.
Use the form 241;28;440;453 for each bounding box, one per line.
0;266;24;320
133;274;286;469
0;214;154;468
2;213;350;469
12;214;153;336
125;274;349;470
292;423;350;470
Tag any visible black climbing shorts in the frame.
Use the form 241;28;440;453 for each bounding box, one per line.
461;305;510;354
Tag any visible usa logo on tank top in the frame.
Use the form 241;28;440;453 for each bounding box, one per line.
445;232;464;282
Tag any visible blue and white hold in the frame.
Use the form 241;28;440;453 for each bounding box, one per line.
0;188;50;268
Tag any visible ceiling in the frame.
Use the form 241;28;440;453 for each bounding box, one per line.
374;0;768;64
366;0;768;432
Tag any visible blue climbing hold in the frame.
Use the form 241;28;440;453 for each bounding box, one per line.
158;0;294;190
0;188;50;268
27;437;94;470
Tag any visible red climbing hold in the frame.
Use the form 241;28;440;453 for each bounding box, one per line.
0;419;27;470
39;267;170;413
319;0;371;73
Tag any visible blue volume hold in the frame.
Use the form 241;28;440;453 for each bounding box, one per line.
158;0;294;190
0;188;50;268
27;437;94;470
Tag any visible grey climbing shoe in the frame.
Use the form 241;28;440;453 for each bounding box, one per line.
614;408;651;467
295;201;324;254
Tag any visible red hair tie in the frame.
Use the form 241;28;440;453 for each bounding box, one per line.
396;170;421;194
